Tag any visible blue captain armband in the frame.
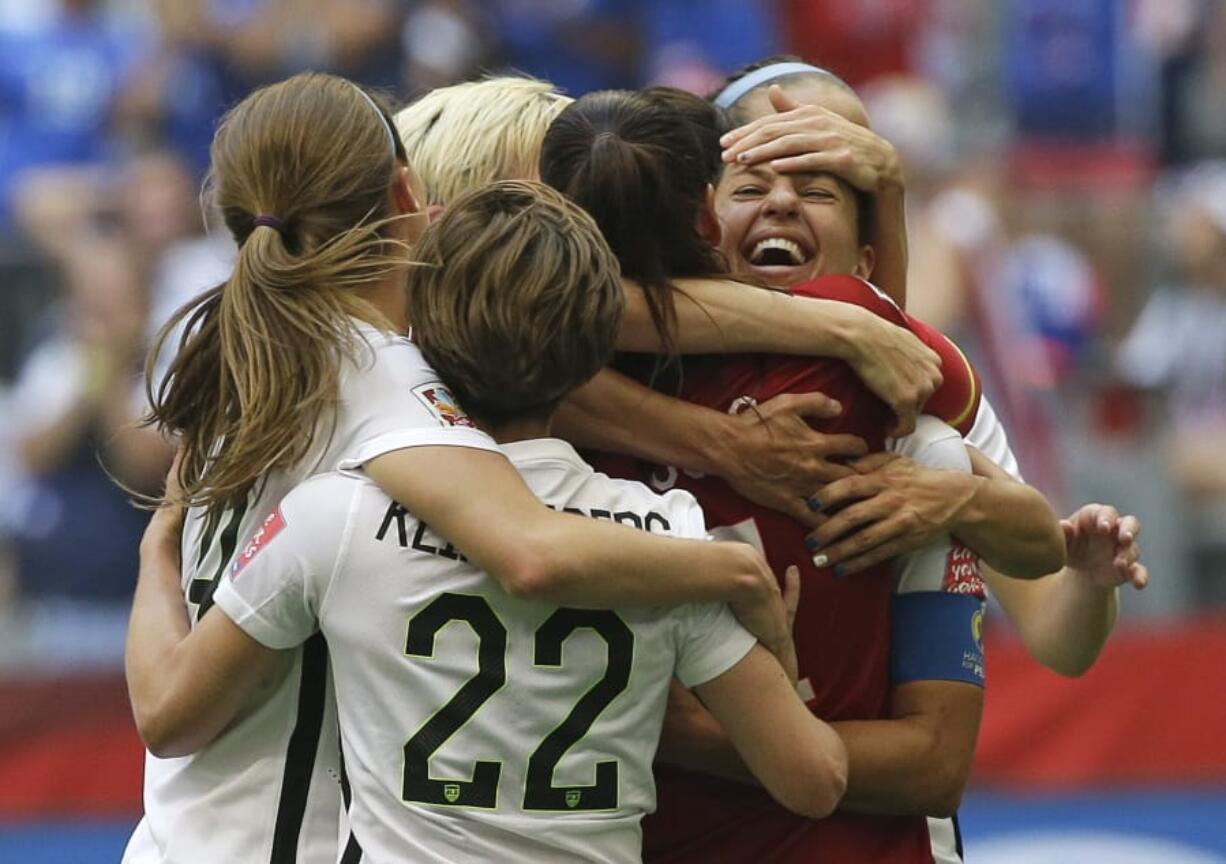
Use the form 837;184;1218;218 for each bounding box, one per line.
890;592;986;687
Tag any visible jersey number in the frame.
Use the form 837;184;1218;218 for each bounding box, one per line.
402;594;633;811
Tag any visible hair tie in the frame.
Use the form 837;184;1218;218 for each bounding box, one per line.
253;214;286;233
713;61;829;109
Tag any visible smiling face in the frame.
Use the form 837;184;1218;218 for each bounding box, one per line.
715;163;873;288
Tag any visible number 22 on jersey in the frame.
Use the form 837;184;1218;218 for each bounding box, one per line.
402;593;634;812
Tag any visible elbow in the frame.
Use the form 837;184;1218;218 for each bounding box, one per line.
491;538;567;601
1035;645;1101;679
133;706;197;759
783;740;849;819
920;761;970;819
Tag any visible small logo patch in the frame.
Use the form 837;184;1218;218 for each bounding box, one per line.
971;608;985;651
565;789;582;809
412;382;476;428
230;507;286;577
443;783;461;804
943;542;986;599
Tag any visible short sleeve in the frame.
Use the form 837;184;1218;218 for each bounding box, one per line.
334;334;501;471
964;396;1022;481
672;601;757;688
212;476;359;649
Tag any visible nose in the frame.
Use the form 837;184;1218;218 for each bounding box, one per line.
762;179;800;218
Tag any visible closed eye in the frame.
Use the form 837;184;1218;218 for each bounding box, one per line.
733;185;766;197
803;188;837;202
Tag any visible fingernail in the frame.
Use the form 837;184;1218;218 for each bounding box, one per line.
804;536;819;552
833;565;848;579
812;553;828;568
806;497;822;513
738;151;751;162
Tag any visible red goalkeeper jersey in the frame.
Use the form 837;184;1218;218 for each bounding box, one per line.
590;275;982;864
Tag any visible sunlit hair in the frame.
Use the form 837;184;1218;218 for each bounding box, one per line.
407;180;623;425
395;76;572;207
145;72;410;517
540;89;724;366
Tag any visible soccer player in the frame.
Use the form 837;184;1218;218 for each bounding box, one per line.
709;59;1149;669
123;73;796;864
131;181;849;863
539;87;1028;864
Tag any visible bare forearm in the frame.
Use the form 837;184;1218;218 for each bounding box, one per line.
657;694;758;786
953;476;1066;579
618;278;864;358
987;565;1118;677
870;184;908;309
125;524;192;743
554;369;729;474
958;448;1066;578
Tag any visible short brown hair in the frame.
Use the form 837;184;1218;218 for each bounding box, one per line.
407;180;623;424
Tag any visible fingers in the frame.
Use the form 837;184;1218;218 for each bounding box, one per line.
1118;514;1142;544
826;536;912;576
764;391;844;422
849;452;899;474
767;83;800;113
1128;563;1150;590
1095;505;1120;536
782;565;801;630
809;473;882;516
889;406;919;438
809;497;894;549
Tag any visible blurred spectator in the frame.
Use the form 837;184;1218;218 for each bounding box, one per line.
401;0;493;98
781;0;928;86
487;0;640;95
642;0;778;94
6;237;169;608
1117;161;1226;503
0;0;149;227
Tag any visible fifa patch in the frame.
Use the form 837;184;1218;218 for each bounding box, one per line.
942;542;986;599
412;382;476;428
230;507;286;577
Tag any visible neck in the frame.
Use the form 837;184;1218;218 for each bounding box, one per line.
484;416;552;445
360;270;409;333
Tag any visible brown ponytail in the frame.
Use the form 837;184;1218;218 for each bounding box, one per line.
146;72;410;517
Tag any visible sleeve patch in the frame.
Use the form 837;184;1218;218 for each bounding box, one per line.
411;382;476;428
943;541;986;599
230;507;286;578
891;592;986;687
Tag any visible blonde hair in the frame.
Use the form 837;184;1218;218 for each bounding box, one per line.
395;76;571;206
146;72;409;516
408;180;623;423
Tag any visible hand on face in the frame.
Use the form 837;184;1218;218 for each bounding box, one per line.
720;85;903;193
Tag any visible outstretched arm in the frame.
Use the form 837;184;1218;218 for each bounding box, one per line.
987;504;1147;677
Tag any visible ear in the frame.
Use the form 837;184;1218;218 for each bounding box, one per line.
697;184;722;247
391;166;421;217
854;244;876;281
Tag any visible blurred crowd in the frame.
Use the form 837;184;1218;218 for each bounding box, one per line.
1;0;1225;670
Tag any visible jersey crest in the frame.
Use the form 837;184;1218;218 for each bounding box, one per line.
411;382;477;429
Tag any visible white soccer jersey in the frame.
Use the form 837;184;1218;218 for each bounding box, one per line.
965;395;1022;481
213;438;756;864
122;323;499;864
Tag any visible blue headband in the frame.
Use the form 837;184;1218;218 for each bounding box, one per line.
713;62;828;109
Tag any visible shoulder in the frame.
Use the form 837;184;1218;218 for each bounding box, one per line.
586;469;707;539
891;416;969;471
792;275;905;324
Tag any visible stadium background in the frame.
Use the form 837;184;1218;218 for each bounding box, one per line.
0;1;1224;861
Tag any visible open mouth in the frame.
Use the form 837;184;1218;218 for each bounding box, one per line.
745;236;815;269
